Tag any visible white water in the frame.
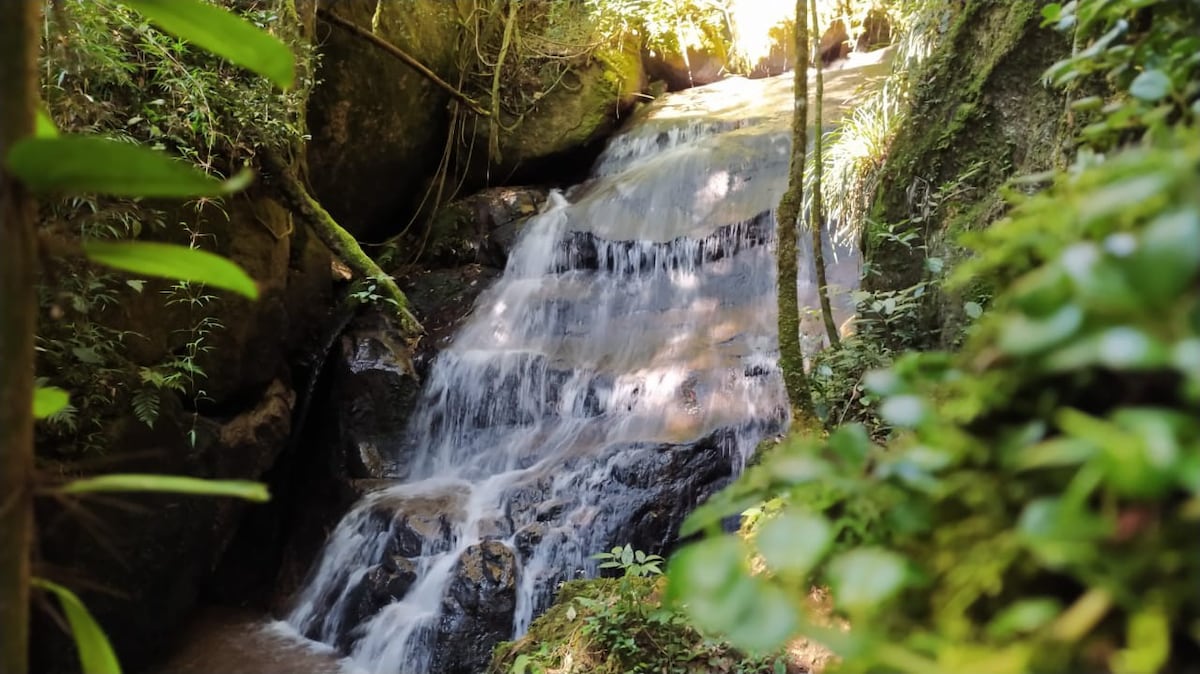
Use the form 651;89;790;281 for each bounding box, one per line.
284;73;858;674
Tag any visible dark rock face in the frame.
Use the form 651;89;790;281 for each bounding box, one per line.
820;20;851;65
412;186;550;269
400;265;503;379
336;558;419;650
431;541;519;674
856;8;893;52
306;0;461;238
32;380;302;674
32;180;334;672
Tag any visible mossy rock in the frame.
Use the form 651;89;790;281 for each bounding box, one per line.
865;0;1069;346
485;39;646;180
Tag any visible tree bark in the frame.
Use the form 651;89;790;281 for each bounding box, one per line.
810;0;840;348
0;3;40;672
775;0;817;426
262;150;423;338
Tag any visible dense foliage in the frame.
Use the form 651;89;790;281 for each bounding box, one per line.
666;1;1200;672
34;0;312;453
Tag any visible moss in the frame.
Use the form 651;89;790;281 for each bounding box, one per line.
865;0;1069;342
489;577;781;674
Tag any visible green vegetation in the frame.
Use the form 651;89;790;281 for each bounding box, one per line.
3;2;302;672
491;547;789;674
667;1;1200;673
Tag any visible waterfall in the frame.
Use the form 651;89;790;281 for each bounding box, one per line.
283;73;858;674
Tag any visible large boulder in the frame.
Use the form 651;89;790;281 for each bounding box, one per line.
483;41;645;181
408;186;550;269
431;541;520;674
306;0;463;237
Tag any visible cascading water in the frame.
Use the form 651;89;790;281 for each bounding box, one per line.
284;73;858;674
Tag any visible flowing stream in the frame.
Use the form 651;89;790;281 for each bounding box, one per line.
283;72;860;674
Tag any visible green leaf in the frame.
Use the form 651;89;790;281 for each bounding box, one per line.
1125;209;1200;303
879;394;929;428
757;512;833;577
83;241;259;299
121;0;295;88
723;583;798;655
36;108;58;138
827;548;908;614
998;304;1084;356
7;136;251;197
32;578;122;674
34;387;70;419
987;598;1062;639
1129;69;1171;102
59;474;270;502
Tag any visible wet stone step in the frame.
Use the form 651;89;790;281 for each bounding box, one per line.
548;210;773;275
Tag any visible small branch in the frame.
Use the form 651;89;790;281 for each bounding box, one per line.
316;8;491;117
262;150;423;338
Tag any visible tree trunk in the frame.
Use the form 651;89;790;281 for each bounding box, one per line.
262;149;423;338
0;3;40;673
775;0;817;426
810;0;840;348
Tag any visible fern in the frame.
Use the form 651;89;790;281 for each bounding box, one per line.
131;389;160;428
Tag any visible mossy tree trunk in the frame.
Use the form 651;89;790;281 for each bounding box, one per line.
0;4;39;673
810;0;840;348
263;149;423;338
776;0;817;426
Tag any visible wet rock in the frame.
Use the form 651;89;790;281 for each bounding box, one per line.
416;187;550;269
431;541;519;674
324;311;421;480
399;265;503;379
551;211;772;275
371;491;466;557
335;558;419;650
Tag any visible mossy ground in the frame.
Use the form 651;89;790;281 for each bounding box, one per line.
489;577;793;674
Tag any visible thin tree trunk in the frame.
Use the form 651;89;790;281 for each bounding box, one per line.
810;0;840;348
0;3;40;672
775;0;817;426
262;150;423;339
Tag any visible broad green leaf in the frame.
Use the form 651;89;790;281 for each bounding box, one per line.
32;578;122;674
83;241;259;299
59;474;270;502
1129;69;1171;102
7;136;251;197
757;512;832;577
987;598;1062;639
998;304;1084;356
724;583;798;655
34;387;70;419
36;108;58;138
122;0;295;88
1125;209;1200;303
879;394;929;427
827;548;908;614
